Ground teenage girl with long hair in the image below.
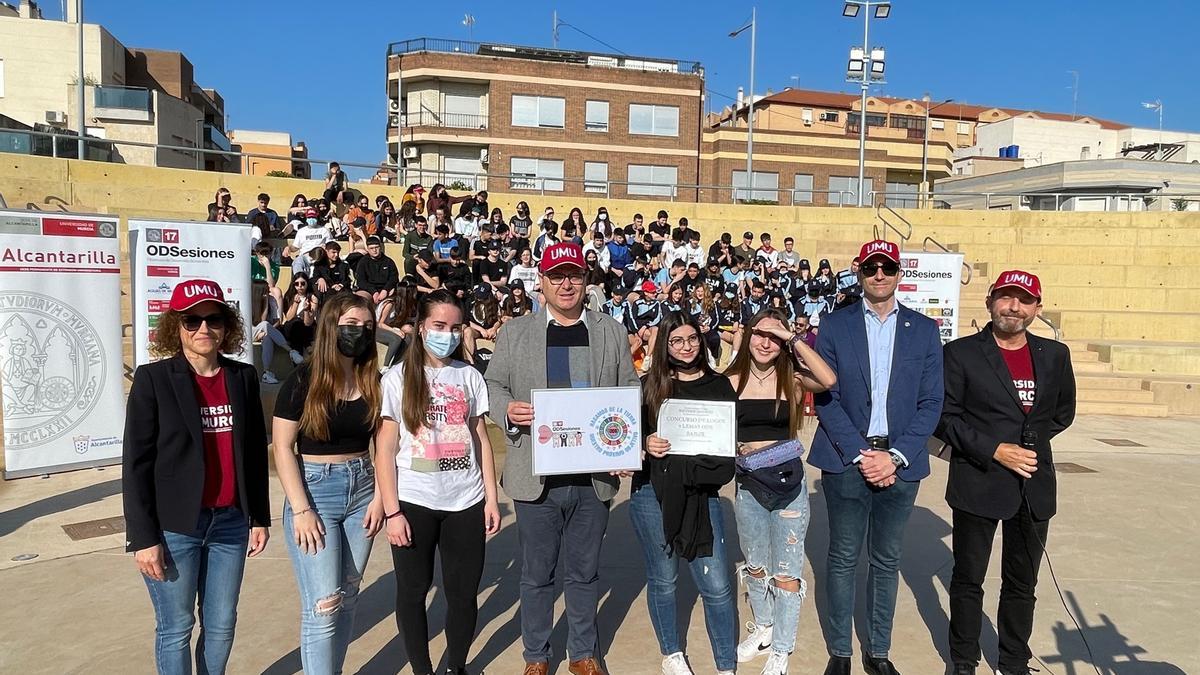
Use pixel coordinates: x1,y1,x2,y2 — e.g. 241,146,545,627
273,292,385,674
724,308,836,675
634,310,739,675
375,289,501,675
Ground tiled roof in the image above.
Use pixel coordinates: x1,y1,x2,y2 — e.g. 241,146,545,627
722,87,1130,129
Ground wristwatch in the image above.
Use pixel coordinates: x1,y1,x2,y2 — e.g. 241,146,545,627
889,453,905,468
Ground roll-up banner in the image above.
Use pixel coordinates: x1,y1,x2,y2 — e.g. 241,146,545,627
0,209,125,478
128,219,252,366
896,251,965,344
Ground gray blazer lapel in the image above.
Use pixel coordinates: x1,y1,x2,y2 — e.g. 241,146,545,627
529,309,549,392
586,311,604,386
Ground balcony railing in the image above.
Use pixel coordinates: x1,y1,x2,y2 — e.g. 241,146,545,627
93,85,151,112
387,37,703,75
204,124,230,153
397,111,488,130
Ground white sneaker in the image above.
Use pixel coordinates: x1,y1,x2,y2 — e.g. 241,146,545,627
261,371,279,385
660,652,693,675
759,651,788,675
736,622,773,663
289,349,304,365
717,671,736,675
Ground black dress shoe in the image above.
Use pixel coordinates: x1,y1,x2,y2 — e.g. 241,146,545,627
823,656,851,675
951,664,976,675
863,656,901,675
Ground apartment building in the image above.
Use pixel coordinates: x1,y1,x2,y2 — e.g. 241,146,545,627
704,88,984,207
0,0,232,171
386,38,705,200
229,129,310,179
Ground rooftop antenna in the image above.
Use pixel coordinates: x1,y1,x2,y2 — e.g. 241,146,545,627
1067,70,1079,120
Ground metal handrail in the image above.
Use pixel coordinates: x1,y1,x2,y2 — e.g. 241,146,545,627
870,189,1200,212
921,235,973,286
1035,314,1062,342
873,203,913,244
386,37,704,75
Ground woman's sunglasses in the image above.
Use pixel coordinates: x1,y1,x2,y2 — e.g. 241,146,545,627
181,313,225,331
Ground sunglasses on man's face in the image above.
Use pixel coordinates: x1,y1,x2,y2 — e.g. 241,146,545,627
181,313,225,331
860,262,901,277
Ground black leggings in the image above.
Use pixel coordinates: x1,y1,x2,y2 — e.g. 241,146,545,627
391,500,486,673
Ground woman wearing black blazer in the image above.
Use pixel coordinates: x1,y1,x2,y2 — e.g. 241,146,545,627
123,279,271,675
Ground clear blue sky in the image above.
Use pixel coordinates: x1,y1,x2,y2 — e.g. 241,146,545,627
78,0,1198,181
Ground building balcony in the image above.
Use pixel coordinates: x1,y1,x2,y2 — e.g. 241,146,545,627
394,110,489,131
93,85,152,122
204,123,230,153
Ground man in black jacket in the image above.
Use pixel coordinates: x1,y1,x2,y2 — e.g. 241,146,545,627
936,270,1076,675
354,236,399,304
314,241,352,299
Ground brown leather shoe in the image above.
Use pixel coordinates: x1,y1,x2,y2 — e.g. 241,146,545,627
568,657,607,675
522,662,549,675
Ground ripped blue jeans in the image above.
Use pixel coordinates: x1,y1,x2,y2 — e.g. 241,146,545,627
283,457,376,675
734,479,810,655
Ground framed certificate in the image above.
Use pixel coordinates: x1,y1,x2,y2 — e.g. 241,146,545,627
657,399,737,458
531,386,643,476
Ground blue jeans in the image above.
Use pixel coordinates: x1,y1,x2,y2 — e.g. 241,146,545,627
628,482,737,670
734,481,810,655
821,469,920,659
143,506,249,675
514,483,610,663
283,457,376,675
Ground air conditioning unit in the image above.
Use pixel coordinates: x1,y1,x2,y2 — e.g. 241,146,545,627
45,110,67,125
819,111,839,122
402,146,420,159
479,148,489,164
388,114,400,127
388,99,400,112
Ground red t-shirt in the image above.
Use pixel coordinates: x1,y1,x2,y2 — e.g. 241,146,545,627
999,343,1036,414
193,371,237,507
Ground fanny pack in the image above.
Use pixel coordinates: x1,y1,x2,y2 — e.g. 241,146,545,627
736,439,804,472
736,439,807,509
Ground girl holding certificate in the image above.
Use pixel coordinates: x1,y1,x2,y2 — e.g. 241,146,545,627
725,308,837,675
635,310,739,675
375,289,502,675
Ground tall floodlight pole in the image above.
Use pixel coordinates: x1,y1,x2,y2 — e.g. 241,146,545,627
843,1,890,206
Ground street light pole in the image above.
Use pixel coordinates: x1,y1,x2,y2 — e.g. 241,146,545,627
729,8,757,202
75,0,85,161
856,9,869,207
1141,99,1164,162
922,96,952,208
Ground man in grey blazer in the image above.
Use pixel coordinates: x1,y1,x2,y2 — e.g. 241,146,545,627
485,242,640,675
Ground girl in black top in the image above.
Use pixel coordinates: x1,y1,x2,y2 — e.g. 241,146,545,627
500,278,533,322
272,292,385,675
633,310,740,674
464,285,500,364
724,308,836,673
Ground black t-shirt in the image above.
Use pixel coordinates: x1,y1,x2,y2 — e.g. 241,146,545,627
472,240,490,259
274,366,374,455
649,222,670,238
478,258,508,283
635,371,738,487
443,262,473,292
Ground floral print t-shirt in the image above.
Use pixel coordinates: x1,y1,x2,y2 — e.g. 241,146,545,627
381,360,489,511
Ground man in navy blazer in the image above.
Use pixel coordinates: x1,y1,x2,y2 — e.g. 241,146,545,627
810,239,944,675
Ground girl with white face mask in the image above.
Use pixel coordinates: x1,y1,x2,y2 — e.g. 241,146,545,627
374,289,500,675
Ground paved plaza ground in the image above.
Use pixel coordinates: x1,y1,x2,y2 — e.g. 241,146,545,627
0,415,1196,675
